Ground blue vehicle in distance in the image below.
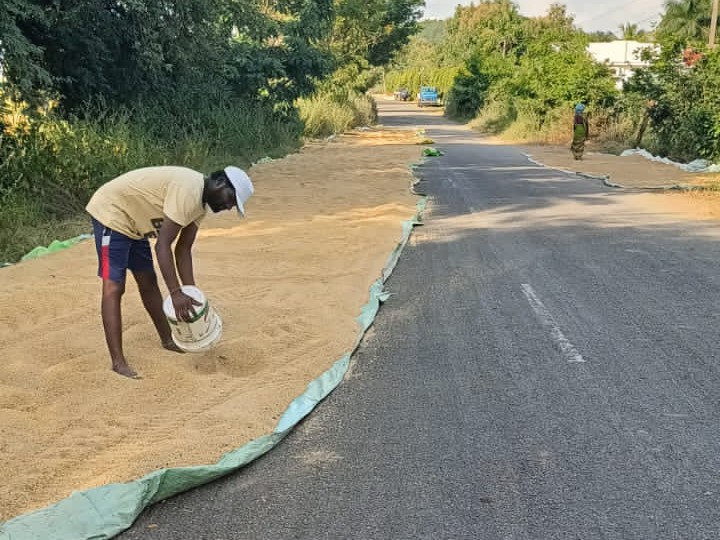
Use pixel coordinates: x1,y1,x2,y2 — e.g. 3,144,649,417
417,86,440,107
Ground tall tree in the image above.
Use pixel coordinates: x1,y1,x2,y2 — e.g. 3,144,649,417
0,0,51,99
512,4,616,113
330,0,423,67
619,22,647,40
442,0,524,64
656,0,712,43
392,35,440,71
14,0,334,111
586,30,619,42
326,0,423,94
418,19,446,43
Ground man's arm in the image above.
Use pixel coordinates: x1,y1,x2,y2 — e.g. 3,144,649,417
156,217,199,321
175,222,198,286
156,217,183,293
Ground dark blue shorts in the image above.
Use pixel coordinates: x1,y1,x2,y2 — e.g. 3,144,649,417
92,218,155,282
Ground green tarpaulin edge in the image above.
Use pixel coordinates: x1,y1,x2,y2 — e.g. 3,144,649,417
21,235,93,262
2,234,92,267
0,195,428,540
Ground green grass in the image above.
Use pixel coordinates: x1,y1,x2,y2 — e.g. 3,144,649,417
0,205,90,263
0,100,302,263
467,101,652,156
1,89,380,264
298,91,377,138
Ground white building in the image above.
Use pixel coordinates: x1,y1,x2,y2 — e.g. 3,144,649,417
587,40,659,89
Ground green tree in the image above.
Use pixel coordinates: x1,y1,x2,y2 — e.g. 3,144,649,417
656,0,711,44
418,19,447,43
0,0,51,99
438,0,526,117
625,41,720,160
392,35,441,71
586,30,618,42
443,0,524,64
619,22,647,40
326,0,423,95
331,0,423,67
512,5,616,114
12,0,335,113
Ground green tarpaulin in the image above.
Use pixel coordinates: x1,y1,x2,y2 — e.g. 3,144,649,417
2,235,92,268
21,235,92,262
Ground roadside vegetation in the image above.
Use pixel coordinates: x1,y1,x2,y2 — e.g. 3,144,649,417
4,0,720,261
0,0,422,262
386,0,720,168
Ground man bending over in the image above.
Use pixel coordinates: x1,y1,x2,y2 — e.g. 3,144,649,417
86,166,254,378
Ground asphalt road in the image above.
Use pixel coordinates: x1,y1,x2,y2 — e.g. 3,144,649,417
119,100,720,539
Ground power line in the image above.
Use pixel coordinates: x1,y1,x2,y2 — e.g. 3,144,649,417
632,12,662,26
576,0,662,27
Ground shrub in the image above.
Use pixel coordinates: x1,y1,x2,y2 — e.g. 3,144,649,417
0,96,301,262
467,96,516,134
298,91,377,138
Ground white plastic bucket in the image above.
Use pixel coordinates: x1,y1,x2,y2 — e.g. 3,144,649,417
162,285,222,352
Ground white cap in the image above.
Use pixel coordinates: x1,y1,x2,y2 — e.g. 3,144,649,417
224,166,254,216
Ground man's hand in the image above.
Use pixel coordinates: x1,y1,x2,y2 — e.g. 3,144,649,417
171,290,203,322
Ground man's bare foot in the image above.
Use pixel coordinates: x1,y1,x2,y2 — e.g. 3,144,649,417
163,340,186,354
112,362,140,379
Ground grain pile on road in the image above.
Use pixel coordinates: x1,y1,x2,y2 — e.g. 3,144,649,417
0,129,421,521
518,143,720,219
520,143,720,190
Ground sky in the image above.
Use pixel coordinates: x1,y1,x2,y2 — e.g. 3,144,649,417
422,0,667,33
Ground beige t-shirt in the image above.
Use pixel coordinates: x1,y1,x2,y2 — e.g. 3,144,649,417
86,166,207,239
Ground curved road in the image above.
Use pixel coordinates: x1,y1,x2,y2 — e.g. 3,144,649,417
119,100,720,540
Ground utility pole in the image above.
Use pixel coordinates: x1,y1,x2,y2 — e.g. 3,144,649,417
710,0,720,48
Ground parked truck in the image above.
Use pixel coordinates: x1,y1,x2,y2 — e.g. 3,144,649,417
393,88,410,101
417,86,440,107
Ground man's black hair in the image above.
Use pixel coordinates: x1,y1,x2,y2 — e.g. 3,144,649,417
208,170,234,191
208,170,228,183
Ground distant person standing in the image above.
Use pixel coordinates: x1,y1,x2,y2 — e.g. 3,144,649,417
571,103,589,160
86,166,254,378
